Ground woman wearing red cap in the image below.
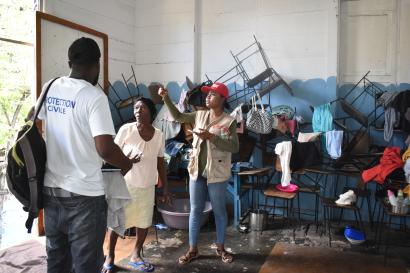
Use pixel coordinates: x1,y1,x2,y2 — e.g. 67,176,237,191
159,82,239,264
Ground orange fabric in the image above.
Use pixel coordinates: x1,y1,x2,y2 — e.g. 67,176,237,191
402,146,410,162
362,147,404,184
403,184,410,196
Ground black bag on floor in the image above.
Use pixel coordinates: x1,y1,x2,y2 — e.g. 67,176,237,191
6,78,58,233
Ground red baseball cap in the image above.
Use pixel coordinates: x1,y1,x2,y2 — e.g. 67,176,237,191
201,82,229,99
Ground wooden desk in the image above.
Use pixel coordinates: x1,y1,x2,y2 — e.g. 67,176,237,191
227,167,272,227
238,167,271,177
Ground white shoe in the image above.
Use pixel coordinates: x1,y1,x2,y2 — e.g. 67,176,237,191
335,190,356,205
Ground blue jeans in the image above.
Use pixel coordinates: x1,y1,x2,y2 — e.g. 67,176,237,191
44,194,107,273
189,176,227,246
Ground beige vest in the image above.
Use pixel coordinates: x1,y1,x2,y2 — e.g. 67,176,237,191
188,110,235,183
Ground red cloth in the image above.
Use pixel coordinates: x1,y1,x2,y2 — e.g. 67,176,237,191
286,119,297,136
361,147,404,184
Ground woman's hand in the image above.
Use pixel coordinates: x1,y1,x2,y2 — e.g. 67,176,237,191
158,87,168,98
194,128,214,141
121,152,142,176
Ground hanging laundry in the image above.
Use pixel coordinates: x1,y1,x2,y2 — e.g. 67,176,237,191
312,103,333,153
290,141,322,170
297,132,321,143
384,108,398,142
312,103,333,133
230,103,244,123
391,90,410,133
325,130,343,159
377,91,400,141
230,103,245,134
153,105,181,140
275,141,292,187
177,90,189,112
286,119,297,136
362,147,404,184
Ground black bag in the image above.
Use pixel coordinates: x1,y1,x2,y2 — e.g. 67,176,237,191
6,78,58,233
186,80,212,107
290,140,322,170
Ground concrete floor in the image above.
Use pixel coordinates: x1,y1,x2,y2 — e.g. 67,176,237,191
110,226,276,273
260,242,408,273
1,194,410,273
108,220,410,273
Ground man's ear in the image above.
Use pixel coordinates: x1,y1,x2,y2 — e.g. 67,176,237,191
68,61,72,68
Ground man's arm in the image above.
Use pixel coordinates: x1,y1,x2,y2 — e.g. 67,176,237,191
94,135,138,175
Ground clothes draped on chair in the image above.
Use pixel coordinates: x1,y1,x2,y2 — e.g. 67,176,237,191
274,141,292,187
361,147,404,184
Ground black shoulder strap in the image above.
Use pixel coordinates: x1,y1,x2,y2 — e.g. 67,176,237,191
32,77,60,121
22,77,58,233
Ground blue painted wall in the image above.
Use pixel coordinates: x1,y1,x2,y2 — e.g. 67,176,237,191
108,77,338,131
108,78,410,224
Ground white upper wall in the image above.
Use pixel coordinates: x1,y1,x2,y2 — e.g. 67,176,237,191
132,0,339,85
398,0,410,84
134,0,195,85
43,0,136,82
199,0,339,83
42,0,410,86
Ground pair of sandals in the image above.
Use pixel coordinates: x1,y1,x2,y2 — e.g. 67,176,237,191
102,260,154,273
178,249,233,264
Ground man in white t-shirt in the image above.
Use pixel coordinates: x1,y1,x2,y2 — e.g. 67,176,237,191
37,37,138,273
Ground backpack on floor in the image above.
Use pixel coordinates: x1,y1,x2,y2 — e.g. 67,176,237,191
6,78,58,233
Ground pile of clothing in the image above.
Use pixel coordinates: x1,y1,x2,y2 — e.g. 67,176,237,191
153,93,193,176
403,146,410,183
362,146,409,184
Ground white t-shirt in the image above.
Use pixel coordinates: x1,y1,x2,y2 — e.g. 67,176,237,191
38,77,115,196
114,123,164,188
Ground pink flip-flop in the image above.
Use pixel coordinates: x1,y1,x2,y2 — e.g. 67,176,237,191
276,183,299,193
